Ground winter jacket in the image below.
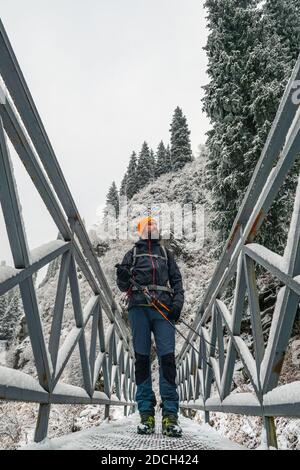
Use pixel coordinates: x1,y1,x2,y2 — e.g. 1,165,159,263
116,238,184,314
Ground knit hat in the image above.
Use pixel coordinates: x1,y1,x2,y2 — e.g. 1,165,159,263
137,216,154,236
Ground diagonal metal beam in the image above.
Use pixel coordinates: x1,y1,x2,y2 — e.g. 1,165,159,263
261,173,300,392
49,250,72,372
0,117,52,390
243,256,265,373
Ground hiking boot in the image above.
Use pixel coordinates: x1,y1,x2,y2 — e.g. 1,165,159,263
137,413,155,435
162,414,182,438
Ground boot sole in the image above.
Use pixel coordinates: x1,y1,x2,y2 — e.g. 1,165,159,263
137,428,155,435
162,430,182,438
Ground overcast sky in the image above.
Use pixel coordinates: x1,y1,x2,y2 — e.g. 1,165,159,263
0,0,210,265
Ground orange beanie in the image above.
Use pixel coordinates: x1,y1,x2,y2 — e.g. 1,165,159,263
137,216,154,235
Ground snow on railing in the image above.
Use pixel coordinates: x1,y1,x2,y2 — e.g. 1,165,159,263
177,54,300,449
0,20,136,443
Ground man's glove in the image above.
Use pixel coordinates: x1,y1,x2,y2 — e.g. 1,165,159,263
167,304,182,323
115,263,131,283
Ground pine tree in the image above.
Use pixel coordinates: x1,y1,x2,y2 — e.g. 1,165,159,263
258,0,300,252
136,142,153,191
203,0,260,244
169,107,193,171
149,149,156,182
120,172,128,197
126,152,138,200
202,0,295,249
197,144,208,171
264,0,300,61
165,144,172,172
155,141,168,177
105,181,119,217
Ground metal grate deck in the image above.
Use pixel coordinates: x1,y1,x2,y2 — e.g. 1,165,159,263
25,414,246,450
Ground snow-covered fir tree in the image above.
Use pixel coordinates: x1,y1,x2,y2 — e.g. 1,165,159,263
203,0,260,244
119,172,128,197
149,149,156,182
136,142,153,191
264,0,300,61
169,107,193,171
155,141,168,177
126,151,138,200
248,2,300,253
165,144,172,172
203,0,298,251
105,181,119,217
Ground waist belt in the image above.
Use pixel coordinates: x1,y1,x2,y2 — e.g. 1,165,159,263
132,285,174,294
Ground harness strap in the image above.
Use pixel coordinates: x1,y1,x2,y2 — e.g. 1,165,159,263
130,246,137,275
132,285,174,294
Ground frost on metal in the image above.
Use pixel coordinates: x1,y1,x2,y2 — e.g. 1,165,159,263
0,366,42,391
30,240,67,264
264,383,300,407
0,266,20,284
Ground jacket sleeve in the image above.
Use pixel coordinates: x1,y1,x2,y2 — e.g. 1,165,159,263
116,249,133,292
167,249,184,311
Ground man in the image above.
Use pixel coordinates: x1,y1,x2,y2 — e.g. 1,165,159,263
116,216,184,437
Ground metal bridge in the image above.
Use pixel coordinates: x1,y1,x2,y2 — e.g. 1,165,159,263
0,19,300,450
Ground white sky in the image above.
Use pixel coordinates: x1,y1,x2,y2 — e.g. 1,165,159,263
0,0,210,265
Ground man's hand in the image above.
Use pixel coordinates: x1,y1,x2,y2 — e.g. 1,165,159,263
115,263,131,283
167,304,182,323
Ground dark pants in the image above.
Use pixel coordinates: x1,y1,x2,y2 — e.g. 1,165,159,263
128,306,179,416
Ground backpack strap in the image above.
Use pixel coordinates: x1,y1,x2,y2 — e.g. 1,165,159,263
130,244,169,270
130,244,173,295
130,246,137,274
161,245,168,265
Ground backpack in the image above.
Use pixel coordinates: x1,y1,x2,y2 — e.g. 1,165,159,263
130,245,174,294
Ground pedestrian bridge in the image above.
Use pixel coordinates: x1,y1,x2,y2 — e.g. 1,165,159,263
0,19,300,450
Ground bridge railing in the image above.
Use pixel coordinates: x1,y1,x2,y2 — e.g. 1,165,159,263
0,20,135,443
177,55,300,448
